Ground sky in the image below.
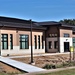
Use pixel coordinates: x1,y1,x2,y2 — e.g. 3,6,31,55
0,0,75,22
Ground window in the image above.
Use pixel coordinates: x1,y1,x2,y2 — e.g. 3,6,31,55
34,35,37,49
52,34,55,37
54,41,58,49
2,34,8,49
42,36,44,49
49,34,52,37
73,38,75,48
49,34,57,37
38,35,40,49
55,34,57,37
64,33,70,37
10,34,13,49
49,41,52,49
20,35,29,49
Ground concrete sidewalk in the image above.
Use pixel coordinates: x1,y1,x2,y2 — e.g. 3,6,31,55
0,57,45,73
18,66,75,75
6,52,70,58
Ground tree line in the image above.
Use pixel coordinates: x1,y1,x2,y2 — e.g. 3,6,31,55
60,19,75,25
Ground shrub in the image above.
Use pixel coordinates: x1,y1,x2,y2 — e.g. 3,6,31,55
56,61,75,68
43,64,56,69
43,61,75,69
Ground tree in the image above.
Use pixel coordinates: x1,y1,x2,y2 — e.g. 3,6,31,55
59,19,75,25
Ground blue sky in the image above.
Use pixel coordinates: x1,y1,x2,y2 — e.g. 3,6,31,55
0,0,75,22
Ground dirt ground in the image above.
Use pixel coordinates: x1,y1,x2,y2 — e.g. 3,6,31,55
12,53,73,68
0,62,23,74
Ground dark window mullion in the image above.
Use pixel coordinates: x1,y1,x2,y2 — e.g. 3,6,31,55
38,35,40,49
7,34,8,49
10,34,13,49
34,35,37,49
3,41,4,49
20,40,21,49
42,36,44,49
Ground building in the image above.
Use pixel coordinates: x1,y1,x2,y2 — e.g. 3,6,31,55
38,22,74,53
0,16,75,56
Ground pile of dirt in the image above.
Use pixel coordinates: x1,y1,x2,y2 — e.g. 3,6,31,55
0,62,23,74
12,54,72,68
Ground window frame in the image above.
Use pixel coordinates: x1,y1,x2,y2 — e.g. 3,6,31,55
20,34,29,49
54,41,58,49
73,38,75,48
64,33,70,37
2,34,8,50
48,41,52,49
49,34,58,37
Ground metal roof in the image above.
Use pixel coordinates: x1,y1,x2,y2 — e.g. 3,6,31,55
62,24,75,28
36,21,61,26
0,16,75,31
0,16,35,24
0,21,46,30
37,21,75,28
0,16,46,30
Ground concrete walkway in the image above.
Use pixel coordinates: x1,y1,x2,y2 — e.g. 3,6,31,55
18,66,75,75
0,57,45,73
6,52,70,58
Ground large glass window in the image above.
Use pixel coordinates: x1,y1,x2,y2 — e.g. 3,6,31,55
34,35,37,49
73,38,75,48
49,41,52,49
10,34,13,49
64,33,70,37
54,41,58,49
38,35,40,49
2,34,8,49
20,35,29,49
49,34,57,37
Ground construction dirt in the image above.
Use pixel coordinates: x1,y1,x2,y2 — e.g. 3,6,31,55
12,53,73,68
0,62,24,74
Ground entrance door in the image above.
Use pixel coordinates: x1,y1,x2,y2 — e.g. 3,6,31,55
64,42,69,52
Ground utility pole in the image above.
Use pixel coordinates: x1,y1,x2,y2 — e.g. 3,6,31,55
30,19,34,63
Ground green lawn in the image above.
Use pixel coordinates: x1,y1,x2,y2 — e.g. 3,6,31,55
0,72,19,75
0,72,12,75
37,69,75,75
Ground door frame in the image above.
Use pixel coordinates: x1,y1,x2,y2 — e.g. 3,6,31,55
64,42,70,52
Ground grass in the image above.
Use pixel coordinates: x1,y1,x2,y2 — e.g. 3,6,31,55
43,61,75,69
37,68,75,75
0,72,19,75
0,72,14,75
0,71,25,75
